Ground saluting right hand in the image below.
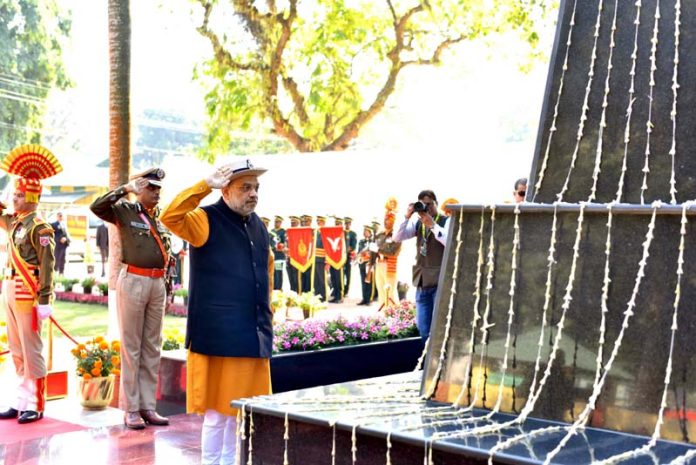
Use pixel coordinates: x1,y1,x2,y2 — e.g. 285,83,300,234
405,203,415,219
126,177,149,194
206,164,235,189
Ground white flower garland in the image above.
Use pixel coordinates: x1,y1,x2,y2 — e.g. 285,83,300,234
542,203,660,465
557,0,605,202
588,0,620,202
639,0,660,204
452,208,487,406
668,0,681,204
593,203,690,465
534,0,579,200
424,207,466,398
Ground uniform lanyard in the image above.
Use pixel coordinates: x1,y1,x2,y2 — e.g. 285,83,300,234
138,212,168,267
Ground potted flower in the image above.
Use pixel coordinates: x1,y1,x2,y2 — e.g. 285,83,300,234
81,277,97,294
298,292,326,319
97,282,109,297
172,286,188,305
162,328,185,351
71,336,121,409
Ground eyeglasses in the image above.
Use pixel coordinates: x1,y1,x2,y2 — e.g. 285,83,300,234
235,183,260,193
516,190,526,197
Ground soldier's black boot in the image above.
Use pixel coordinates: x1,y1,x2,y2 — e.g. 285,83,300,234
0,408,19,419
18,410,43,424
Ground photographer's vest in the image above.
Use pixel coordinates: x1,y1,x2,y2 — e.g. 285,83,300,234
186,199,273,358
413,215,448,289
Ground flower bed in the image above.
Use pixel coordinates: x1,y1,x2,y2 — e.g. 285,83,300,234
56,291,108,305
54,291,188,316
273,300,418,353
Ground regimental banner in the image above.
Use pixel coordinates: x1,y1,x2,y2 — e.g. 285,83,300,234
320,226,346,269
286,227,315,273
67,214,87,242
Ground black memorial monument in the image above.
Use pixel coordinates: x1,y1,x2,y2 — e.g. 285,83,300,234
235,1,696,463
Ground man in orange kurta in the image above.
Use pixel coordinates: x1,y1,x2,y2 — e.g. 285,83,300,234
160,160,273,465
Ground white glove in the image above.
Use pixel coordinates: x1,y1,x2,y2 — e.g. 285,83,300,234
206,164,235,189
37,304,52,320
368,243,379,253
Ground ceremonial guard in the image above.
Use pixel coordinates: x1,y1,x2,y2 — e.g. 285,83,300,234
343,217,357,295
314,215,328,301
260,216,270,229
271,215,286,290
356,225,375,305
299,215,314,293
372,198,401,308
286,215,300,292
328,216,344,303
0,145,60,424
90,168,172,429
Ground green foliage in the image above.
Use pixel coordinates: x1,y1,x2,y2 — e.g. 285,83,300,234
0,0,71,151
81,276,96,291
97,282,109,296
58,276,80,292
172,287,188,298
162,328,185,351
193,0,553,156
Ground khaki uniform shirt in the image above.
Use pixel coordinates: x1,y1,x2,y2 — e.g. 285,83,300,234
0,212,55,305
90,187,171,268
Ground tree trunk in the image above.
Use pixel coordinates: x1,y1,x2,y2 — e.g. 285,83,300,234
107,0,131,338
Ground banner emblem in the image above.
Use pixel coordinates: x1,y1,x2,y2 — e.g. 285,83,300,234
320,226,346,269
286,227,315,272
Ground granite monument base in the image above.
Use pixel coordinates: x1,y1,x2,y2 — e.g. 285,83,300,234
235,373,696,465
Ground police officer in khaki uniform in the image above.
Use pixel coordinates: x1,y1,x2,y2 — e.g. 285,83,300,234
0,145,60,425
90,168,172,430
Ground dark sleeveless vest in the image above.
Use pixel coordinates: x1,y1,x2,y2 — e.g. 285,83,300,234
412,215,448,289
186,198,272,358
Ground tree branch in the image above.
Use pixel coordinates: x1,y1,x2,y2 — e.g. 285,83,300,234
281,74,309,125
195,0,262,72
402,35,466,67
265,0,312,150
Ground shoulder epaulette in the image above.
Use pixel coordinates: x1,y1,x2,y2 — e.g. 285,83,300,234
37,227,54,236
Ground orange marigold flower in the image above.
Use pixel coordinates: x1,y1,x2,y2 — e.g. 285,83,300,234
91,367,101,377
111,340,120,348
95,360,103,368
112,368,120,375
99,341,109,350
78,367,85,374
94,336,104,343
77,343,86,351
83,373,92,380
111,355,120,366
71,348,79,356
80,351,88,359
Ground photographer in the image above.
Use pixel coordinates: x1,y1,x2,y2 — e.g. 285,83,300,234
393,190,449,340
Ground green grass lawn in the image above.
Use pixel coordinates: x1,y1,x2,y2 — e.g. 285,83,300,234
49,301,187,341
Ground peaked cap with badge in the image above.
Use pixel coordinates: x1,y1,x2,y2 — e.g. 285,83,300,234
130,167,166,187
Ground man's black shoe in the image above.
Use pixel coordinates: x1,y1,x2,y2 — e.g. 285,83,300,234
18,410,43,424
0,408,19,419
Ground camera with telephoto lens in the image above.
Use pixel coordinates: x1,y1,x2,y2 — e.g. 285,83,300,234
413,201,427,213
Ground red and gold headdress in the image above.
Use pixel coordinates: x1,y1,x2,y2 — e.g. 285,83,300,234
384,196,398,222
1,144,63,203
440,197,459,216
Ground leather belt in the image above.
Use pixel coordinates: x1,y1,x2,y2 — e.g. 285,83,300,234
126,264,165,279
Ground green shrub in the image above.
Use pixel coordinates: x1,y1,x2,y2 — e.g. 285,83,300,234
81,277,97,293
97,282,109,296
